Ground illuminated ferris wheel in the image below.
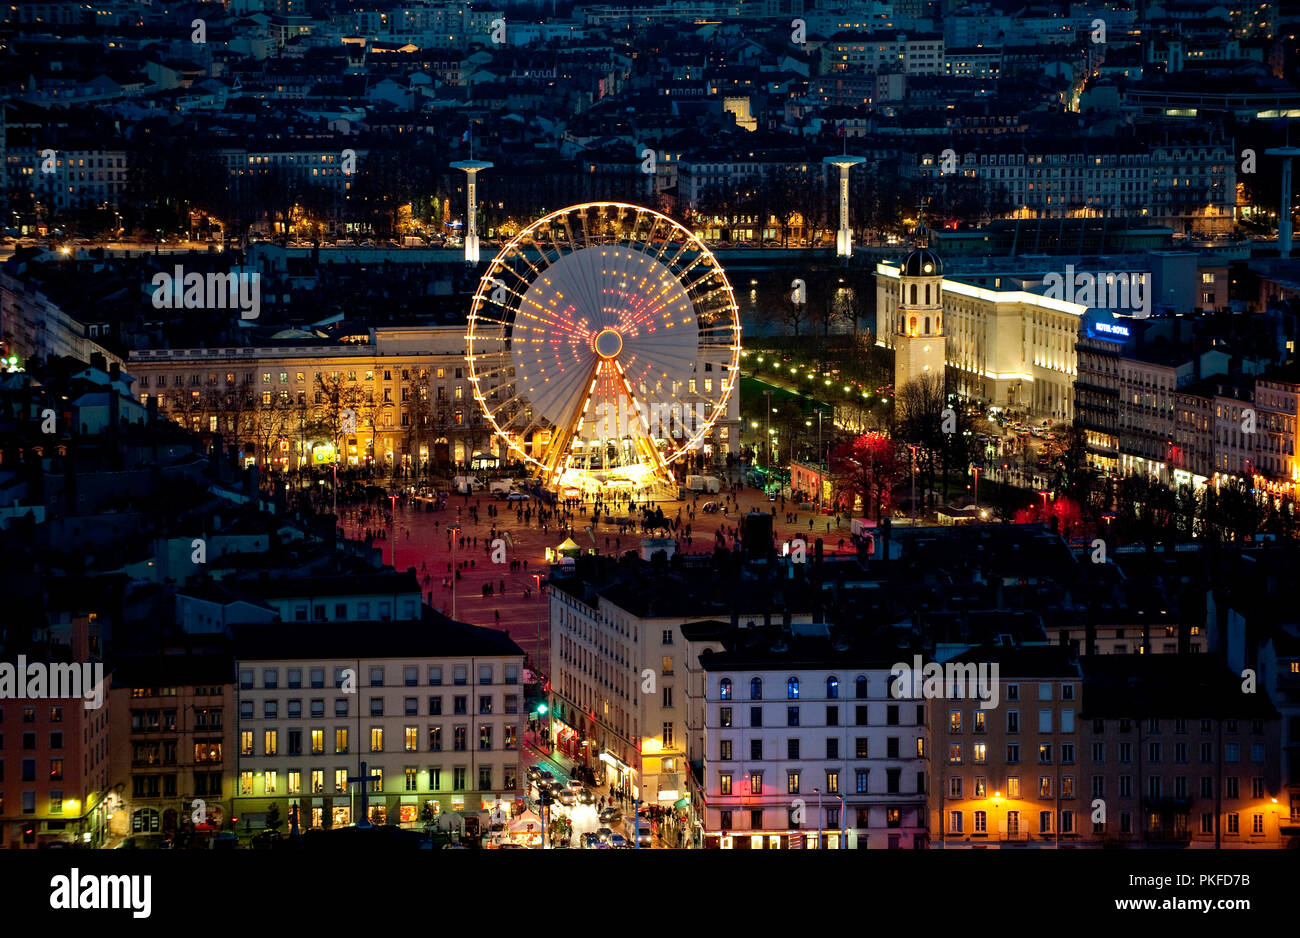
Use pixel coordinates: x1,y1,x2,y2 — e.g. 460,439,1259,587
465,202,741,495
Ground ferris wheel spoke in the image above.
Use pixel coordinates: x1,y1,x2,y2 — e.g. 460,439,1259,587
492,260,537,294
465,203,740,482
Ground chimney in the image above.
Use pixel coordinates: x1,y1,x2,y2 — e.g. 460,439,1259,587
109,361,121,384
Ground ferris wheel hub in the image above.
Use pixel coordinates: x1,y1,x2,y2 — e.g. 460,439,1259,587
593,328,623,360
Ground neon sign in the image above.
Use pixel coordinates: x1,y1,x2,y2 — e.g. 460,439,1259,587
1095,322,1130,338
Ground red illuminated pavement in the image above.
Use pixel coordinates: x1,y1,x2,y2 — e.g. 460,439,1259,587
340,478,854,672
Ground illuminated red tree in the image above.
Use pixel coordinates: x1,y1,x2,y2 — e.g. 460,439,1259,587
832,432,902,522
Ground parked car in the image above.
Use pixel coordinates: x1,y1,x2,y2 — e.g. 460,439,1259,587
599,806,623,824
701,501,719,513
506,492,530,502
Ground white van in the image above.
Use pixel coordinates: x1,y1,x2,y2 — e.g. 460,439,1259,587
686,475,721,493
452,475,484,494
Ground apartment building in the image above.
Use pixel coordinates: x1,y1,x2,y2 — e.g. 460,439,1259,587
7,145,129,211
1149,144,1236,237
1082,656,1285,847
1075,328,1123,473
1116,354,1189,483
547,555,816,810
1173,383,1215,483
232,618,525,837
107,655,235,841
909,147,1152,219
697,628,930,849
819,32,945,77
1252,375,1300,493
217,145,363,198
929,646,1085,848
0,614,111,848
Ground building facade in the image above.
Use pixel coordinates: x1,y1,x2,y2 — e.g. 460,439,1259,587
107,656,235,844
929,648,1087,847
698,647,930,849
232,620,525,838
877,258,1086,423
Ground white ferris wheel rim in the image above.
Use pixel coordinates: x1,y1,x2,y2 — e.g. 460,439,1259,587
465,202,742,470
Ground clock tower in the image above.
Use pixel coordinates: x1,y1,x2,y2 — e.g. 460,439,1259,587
893,238,946,394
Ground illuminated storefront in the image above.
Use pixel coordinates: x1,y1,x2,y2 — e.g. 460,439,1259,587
553,720,581,759
600,750,637,798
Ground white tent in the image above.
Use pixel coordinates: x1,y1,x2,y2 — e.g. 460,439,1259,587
508,809,542,834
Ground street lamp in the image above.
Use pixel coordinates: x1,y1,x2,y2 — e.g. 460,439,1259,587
971,465,981,511
389,493,397,568
532,573,543,673
908,444,920,523
447,524,461,618
812,787,847,849
763,389,774,469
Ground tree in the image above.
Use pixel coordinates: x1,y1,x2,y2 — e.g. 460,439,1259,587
315,373,365,464
265,803,282,832
1052,424,1094,506
402,367,434,475
782,292,808,338
832,432,901,522
252,392,298,472
892,374,946,507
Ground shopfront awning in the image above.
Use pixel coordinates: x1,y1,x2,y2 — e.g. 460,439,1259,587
599,750,631,772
